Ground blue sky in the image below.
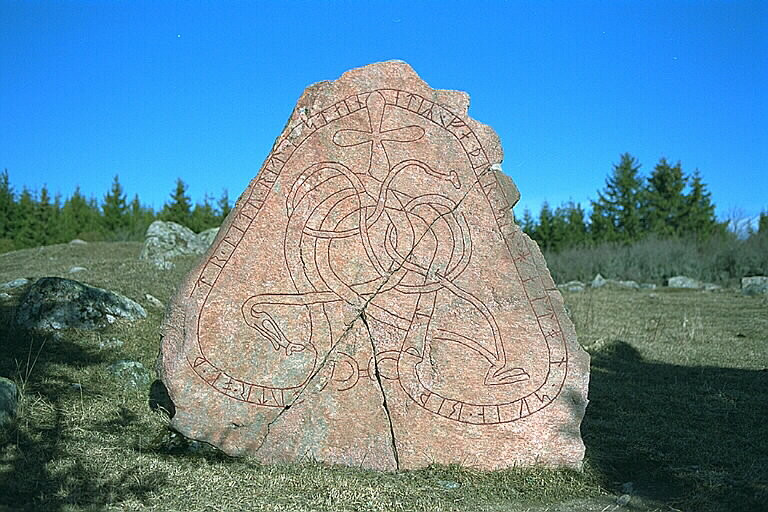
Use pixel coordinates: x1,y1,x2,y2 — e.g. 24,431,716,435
1,1,766,224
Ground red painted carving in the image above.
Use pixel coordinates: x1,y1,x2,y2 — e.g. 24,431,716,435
186,89,569,424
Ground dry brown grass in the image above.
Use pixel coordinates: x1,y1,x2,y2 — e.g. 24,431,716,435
0,241,765,511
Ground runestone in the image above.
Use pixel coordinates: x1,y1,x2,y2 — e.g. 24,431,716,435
158,61,590,471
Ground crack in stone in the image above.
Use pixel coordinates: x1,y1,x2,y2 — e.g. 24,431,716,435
360,309,400,470
252,169,494,458
252,313,366,454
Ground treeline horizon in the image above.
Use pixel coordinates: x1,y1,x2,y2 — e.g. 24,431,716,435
0,170,231,254
519,153,764,252
1,153,766,260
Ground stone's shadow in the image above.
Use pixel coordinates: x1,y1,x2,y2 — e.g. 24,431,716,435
583,340,767,509
0,301,164,511
149,379,176,417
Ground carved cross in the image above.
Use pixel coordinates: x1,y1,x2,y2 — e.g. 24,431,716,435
333,91,424,180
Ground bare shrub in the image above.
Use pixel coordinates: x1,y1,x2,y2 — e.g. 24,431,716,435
545,233,768,285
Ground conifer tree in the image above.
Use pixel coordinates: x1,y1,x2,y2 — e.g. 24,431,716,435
590,153,645,242
0,169,15,244
190,193,219,232
37,185,59,244
14,188,43,248
589,200,616,242
519,207,535,236
60,187,103,241
684,170,721,238
217,189,232,220
127,194,156,239
759,210,768,236
644,158,688,237
555,201,588,248
161,178,193,227
102,175,129,236
534,202,556,251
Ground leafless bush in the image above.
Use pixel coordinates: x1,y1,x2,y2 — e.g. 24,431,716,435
544,233,768,285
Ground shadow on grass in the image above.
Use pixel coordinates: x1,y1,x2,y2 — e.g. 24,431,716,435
0,301,165,511
583,340,768,511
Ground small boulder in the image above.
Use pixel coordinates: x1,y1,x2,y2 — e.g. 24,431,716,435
107,360,151,389
0,293,11,302
667,275,702,289
139,221,203,265
14,277,147,331
139,221,220,268
68,266,88,274
558,281,586,292
742,276,768,296
144,293,165,309
99,337,125,350
605,279,640,290
0,377,18,426
639,283,658,290
591,274,607,289
69,239,88,245
196,227,220,248
1,278,29,290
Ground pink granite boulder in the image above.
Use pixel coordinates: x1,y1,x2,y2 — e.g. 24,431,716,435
158,61,590,471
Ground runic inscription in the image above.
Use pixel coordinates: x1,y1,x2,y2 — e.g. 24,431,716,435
159,61,589,471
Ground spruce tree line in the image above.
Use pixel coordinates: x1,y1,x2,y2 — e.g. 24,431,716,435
0,170,231,254
1,155,764,256
520,153,735,252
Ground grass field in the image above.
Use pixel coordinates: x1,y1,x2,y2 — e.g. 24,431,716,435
0,242,765,511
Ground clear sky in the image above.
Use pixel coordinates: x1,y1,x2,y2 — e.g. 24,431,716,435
1,1,766,223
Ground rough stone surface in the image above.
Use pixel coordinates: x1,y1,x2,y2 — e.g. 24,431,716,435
604,279,640,290
742,276,768,295
666,276,720,290
0,377,18,426
107,360,151,388
558,281,586,292
158,61,590,471
1,278,29,290
99,337,125,350
667,275,702,289
0,293,11,302
145,293,165,309
14,277,147,331
139,221,220,267
197,227,220,248
591,274,607,289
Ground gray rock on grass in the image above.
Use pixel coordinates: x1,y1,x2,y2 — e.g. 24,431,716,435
0,377,18,426
14,277,146,331
99,337,125,350
144,294,165,309
107,360,151,389
1,278,29,290
667,276,701,289
139,221,220,269
591,274,607,288
558,281,586,292
742,276,768,296
196,227,220,248
605,279,640,290
667,275,719,290
589,274,641,290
